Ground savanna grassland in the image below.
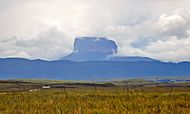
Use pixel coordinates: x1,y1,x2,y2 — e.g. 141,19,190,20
0,80,190,114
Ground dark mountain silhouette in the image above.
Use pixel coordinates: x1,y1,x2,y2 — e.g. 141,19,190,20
0,37,190,80
0,58,190,80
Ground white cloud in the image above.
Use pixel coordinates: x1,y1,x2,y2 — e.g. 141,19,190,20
0,27,73,60
144,38,190,62
156,14,187,37
0,0,190,62
112,8,190,62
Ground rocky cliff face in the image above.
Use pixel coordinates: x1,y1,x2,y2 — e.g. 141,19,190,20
61,37,118,61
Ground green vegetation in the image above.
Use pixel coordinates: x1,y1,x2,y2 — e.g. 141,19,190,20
0,80,190,114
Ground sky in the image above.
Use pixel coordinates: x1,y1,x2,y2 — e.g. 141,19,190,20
0,0,190,62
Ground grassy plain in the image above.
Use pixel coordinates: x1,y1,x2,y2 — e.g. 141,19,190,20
0,80,190,114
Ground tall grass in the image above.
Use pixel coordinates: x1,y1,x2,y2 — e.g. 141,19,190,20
0,87,190,114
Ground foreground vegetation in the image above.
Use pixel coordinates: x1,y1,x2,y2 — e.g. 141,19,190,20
0,80,190,114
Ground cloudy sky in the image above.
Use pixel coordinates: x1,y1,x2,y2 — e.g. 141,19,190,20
0,0,190,62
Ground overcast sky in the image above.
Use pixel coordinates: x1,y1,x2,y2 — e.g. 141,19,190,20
0,0,190,62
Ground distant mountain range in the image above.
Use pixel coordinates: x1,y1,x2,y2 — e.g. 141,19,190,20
0,37,190,80
0,58,190,80
107,56,158,62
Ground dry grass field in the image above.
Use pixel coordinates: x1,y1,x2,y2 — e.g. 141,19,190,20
0,80,190,114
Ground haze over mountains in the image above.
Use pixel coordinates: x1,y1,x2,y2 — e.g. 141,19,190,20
0,37,190,80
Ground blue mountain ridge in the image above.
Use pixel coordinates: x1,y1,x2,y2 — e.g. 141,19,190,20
0,58,190,80
0,37,189,80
